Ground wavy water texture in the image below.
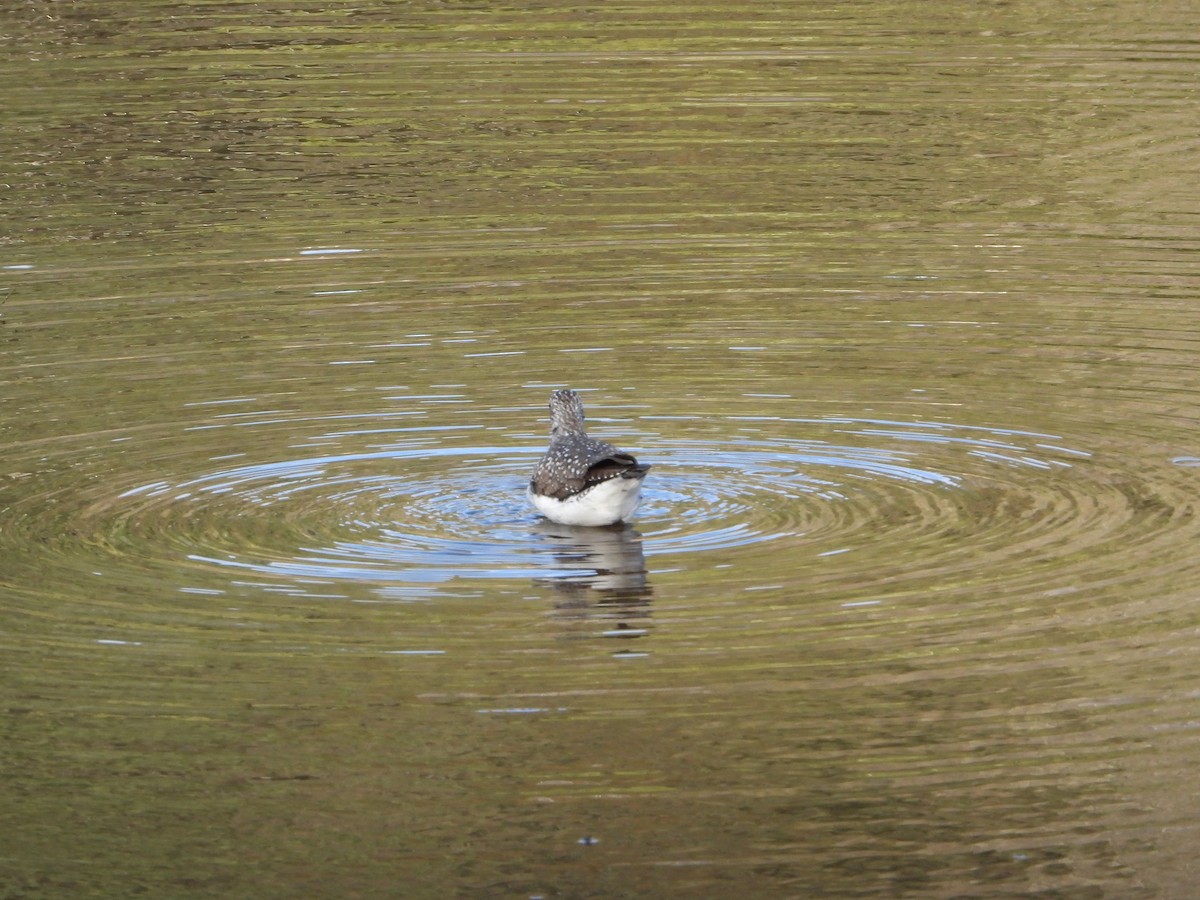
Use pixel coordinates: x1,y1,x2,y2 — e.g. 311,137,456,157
4,1,1200,897
12,404,1191,616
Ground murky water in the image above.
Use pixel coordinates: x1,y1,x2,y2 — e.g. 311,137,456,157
4,2,1199,897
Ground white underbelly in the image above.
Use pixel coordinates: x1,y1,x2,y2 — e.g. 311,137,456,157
527,477,645,527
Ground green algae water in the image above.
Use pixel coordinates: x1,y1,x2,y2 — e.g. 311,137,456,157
3,2,1200,896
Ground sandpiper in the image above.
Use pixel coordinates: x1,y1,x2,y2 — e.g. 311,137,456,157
527,389,651,527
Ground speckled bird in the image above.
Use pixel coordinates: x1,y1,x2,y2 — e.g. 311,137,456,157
526,389,651,527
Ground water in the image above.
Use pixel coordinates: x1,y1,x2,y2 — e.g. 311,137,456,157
3,2,1199,897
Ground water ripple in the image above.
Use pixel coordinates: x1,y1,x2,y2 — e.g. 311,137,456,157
54,415,1147,601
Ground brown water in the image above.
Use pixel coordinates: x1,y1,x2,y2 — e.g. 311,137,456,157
4,2,1200,897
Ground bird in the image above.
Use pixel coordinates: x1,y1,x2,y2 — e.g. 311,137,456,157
526,389,651,527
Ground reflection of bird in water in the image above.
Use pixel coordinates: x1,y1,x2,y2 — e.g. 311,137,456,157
532,520,652,601
533,521,653,645
527,389,650,527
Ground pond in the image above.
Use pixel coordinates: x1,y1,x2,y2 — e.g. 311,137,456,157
3,2,1199,896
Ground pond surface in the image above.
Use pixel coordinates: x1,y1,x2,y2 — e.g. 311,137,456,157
4,2,1199,897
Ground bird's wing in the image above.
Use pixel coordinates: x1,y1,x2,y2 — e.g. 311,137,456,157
532,437,643,500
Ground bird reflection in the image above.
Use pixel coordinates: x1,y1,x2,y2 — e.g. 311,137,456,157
531,521,653,644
